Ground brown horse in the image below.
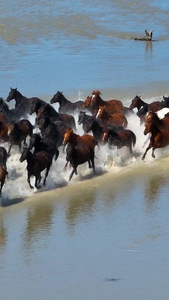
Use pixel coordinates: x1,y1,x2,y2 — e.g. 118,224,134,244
96,106,128,128
7,119,33,154
0,112,9,125
145,112,169,130
65,143,96,181
102,128,136,154
142,121,169,160
86,90,124,116
63,128,98,149
50,91,84,114
19,148,53,189
129,95,162,113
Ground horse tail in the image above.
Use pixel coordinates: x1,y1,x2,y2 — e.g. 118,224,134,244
132,132,137,147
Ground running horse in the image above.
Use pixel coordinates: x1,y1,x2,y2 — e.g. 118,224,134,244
20,148,53,189
50,91,84,114
7,119,34,155
102,128,136,154
96,105,128,128
142,117,169,160
129,95,162,123
6,88,46,118
84,90,124,116
63,129,97,181
145,112,169,130
35,104,76,130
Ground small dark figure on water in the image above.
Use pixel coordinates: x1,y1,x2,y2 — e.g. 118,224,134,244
133,30,153,41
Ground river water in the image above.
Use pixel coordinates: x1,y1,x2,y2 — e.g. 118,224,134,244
1,1,169,299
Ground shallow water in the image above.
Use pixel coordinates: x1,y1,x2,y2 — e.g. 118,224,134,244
1,1,169,299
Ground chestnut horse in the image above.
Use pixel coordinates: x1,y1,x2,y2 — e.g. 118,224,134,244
96,106,128,128
50,91,84,114
63,129,97,181
63,128,98,149
145,112,169,130
20,148,53,189
142,122,169,160
102,128,136,154
83,91,124,116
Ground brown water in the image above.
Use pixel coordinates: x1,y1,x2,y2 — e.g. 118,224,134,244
1,1,169,299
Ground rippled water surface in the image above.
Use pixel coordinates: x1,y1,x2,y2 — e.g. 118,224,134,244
1,1,169,299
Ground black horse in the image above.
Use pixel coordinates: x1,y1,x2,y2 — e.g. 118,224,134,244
6,87,46,118
50,91,84,114
35,103,76,130
86,119,124,143
28,133,59,161
78,111,97,133
37,117,71,149
0,97,23,122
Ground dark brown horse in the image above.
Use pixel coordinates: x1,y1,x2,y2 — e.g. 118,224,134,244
19,148,53,189
65,143,96,181
102,128,136,154
0,146,8,169
84,90,124,116
50,91,84,114
96,106,128,128
129,95,162,113
36,104,76,130
7,119,33,154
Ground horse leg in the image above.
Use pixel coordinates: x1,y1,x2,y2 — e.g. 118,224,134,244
69,168,77,181
55,149,59,161
35,175,41,189
28,173,34,189
7,144,12,156
43,165,51,186
142,144,152,160
88,160,92,168
90,151,95,173
152,147,156,158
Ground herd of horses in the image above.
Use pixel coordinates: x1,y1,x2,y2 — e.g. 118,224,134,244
0,88,169,194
